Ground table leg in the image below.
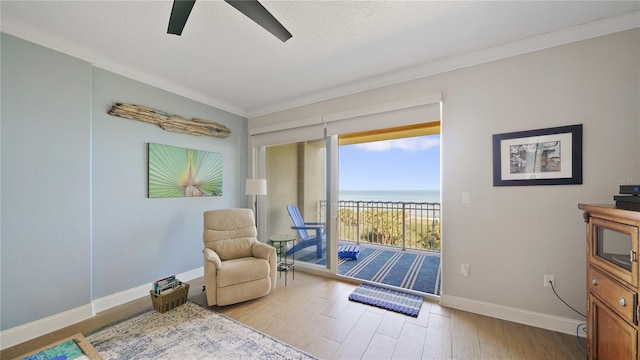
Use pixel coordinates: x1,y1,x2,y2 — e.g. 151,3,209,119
292,241,295,280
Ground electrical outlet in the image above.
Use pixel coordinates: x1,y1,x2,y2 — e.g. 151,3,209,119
461,263,470,277
544,274,555,287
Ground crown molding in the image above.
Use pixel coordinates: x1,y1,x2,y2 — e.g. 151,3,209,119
2,10,638,120
92,58,245,117
0,16,105,62
246,10,640,118
0,17,246,117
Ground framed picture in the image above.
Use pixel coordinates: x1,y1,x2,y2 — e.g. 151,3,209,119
148,143,223,198
492,124,582,186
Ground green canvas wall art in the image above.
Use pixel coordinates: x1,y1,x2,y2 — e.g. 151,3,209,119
148,143,222,198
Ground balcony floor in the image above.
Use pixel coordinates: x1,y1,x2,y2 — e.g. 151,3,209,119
294,241,441,296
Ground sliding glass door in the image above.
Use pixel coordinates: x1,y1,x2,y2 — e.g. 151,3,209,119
262,138,333,269
249,92,442,282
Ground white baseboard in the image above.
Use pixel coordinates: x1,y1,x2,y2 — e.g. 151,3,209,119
0,304,93,350
92,266,204,313
439,293,586,337
0,266,204,351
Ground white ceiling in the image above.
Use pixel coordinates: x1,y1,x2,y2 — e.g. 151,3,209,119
1,1,639,118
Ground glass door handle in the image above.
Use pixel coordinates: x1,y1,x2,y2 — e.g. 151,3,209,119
631,250,637,263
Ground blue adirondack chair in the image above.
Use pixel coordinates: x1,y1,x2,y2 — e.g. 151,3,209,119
286,205,326,258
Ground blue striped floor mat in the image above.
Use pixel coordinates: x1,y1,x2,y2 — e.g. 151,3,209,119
297,246,441,295
348,283,423,317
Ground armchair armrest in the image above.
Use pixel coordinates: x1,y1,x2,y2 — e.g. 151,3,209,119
253,241,277,290
292,225,323,230
292,224,324,233
203,248,222,269
252,241,276,262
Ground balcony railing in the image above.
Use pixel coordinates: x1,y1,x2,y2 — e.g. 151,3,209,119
319,200,441,251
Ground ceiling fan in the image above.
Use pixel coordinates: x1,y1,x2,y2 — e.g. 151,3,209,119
167,0,292,42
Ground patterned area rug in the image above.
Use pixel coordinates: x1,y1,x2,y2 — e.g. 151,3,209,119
86,302,317,359
298,246,441,295
348,284,423,317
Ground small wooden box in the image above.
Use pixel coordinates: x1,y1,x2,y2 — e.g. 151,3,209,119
149,283,189,313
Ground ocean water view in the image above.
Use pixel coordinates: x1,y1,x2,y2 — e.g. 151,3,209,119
339,190,440,203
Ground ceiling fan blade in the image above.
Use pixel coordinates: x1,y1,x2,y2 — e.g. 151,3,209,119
167,0,196,35
225,0,292,42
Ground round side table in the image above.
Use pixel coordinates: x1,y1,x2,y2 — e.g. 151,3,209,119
268,234,296,285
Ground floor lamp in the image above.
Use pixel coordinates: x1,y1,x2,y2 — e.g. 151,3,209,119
245,179,267,227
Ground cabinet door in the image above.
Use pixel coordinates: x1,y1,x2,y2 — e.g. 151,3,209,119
589,294,638,359
589,217,639,288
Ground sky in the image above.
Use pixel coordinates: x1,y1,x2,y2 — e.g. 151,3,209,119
339,134,440,191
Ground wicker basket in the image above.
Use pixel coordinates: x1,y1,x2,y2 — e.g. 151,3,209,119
149,283,189,313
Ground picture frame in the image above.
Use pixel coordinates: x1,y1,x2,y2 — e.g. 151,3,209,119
148,143,223,198
492,124,582,186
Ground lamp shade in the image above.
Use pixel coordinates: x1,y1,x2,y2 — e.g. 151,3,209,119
245,179,267,196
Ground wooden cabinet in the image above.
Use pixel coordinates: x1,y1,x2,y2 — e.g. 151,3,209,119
580,204,640,359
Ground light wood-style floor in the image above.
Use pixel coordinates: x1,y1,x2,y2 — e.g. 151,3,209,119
1,272,586,359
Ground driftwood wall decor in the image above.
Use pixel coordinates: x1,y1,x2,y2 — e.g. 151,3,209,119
108,103,231,138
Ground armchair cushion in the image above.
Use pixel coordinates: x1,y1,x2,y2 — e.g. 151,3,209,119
217,257,271,287
204,209,255,260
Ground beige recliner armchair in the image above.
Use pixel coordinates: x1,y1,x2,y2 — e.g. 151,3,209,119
203,208,277,306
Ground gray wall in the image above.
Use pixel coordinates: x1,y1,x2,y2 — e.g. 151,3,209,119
91,69,247,298
0,33,248,330
250,29,640,324
437,28,638,319
1,33,92,329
